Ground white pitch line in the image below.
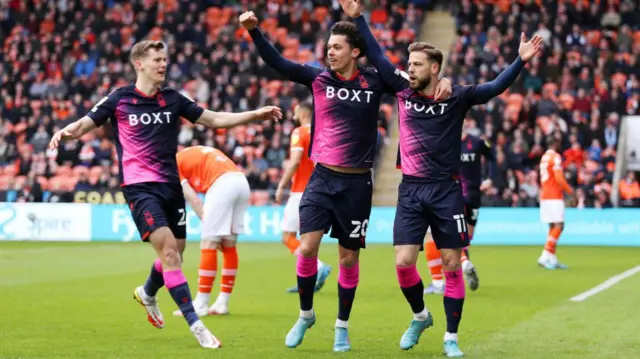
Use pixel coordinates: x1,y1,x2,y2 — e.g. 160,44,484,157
570,265,640,302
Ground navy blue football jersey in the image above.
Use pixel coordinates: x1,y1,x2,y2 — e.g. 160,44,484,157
86,85,204,185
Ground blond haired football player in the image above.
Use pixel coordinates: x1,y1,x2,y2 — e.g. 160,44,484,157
50,40,282,349
538,138,573,269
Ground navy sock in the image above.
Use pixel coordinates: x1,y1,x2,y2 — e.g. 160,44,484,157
337,284,357,321
443,296,464,333
401,280,425,314
168,283,199,326
297,273,317,311
143,262,164,297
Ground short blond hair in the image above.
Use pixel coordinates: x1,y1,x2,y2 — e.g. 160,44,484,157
129,40,166,65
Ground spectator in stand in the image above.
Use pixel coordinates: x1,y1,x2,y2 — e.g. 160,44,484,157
452,0,640,207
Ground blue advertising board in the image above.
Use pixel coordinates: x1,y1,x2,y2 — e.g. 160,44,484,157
89,205,640,247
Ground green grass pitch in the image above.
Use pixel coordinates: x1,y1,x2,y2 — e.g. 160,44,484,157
1,241,639,358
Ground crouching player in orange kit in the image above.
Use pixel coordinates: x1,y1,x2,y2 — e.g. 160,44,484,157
275,103,332,293
172,145,250,316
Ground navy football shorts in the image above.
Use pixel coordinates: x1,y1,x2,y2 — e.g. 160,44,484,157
393,179,470,250
299,164,373,250
122,182,187,241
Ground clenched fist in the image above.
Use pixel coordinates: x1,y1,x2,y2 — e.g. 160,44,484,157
239,11,258,30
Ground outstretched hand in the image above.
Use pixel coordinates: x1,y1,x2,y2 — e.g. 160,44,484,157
255,106,283,122
49,129,72,150
518,33,543,62
339,0,363,18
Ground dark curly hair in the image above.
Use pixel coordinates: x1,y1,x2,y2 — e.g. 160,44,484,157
330,21,365,58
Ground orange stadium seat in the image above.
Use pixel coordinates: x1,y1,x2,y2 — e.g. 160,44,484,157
36,176,49,191
312,7,329,23
4,165,17,177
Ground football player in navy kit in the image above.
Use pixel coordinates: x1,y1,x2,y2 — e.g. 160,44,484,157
50,40,282,349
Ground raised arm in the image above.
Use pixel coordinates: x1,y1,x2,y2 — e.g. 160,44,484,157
465,33,542,106
241,11,321,86
352,15,409,93
465,57,525,105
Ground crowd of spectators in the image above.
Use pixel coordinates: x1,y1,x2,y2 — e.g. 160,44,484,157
2,0,639,208
450,0,640,208
0,0,423,204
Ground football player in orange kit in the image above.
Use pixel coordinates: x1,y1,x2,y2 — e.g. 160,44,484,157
172,145,250,316
538,138,573,269
275,103,332,293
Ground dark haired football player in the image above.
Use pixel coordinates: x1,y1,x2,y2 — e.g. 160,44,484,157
241,10,452,352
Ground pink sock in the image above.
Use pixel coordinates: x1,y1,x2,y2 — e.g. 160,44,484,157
153,258,163,273
444,269,465,299
338,263,359,289
396,265,421,288
296,255,318,277
163,269,187,289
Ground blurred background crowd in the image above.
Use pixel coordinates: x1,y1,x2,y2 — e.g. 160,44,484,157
449,0,640,208
0,0,638,208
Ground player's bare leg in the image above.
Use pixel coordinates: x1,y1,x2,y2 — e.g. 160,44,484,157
285,230,322,348
538,223,567,269
208,236,238,315
333,245,360,352
283,231,331,293
441,248,465,357
396,244,433,350
461,222,479,291
137,227,220,349
172,238,218,317
424,233,445,294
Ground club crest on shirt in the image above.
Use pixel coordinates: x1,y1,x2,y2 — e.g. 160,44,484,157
359,75,369,89
157,94,166,107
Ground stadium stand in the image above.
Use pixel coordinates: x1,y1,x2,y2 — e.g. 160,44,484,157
0,0,425,204
1,0,638,209
449,0,640,208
